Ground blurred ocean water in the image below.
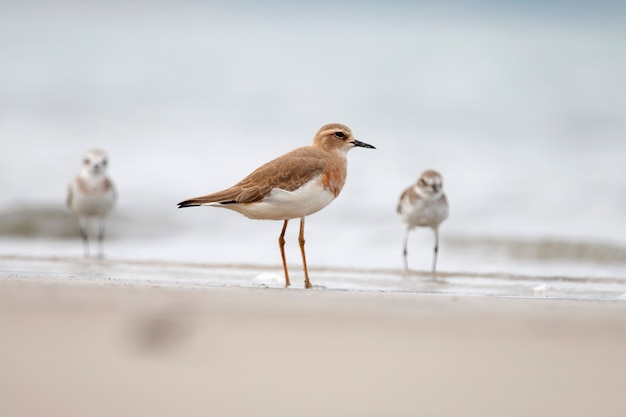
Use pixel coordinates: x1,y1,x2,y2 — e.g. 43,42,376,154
1,1,625,278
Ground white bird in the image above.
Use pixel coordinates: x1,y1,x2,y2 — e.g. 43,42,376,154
397,170,448,273
67,149,117,257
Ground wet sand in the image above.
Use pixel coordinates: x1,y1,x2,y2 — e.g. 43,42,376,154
1,257,626,417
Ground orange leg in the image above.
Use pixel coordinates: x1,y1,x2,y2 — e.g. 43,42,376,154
298,217,312,289
278,220,290,287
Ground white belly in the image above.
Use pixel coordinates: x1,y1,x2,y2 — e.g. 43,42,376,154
69,188,116,217
400,198,448,229
215,178,337,220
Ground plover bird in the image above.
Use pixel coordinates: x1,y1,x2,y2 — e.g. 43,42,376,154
397,169,448,273
178,123,375,288
67,149,117,258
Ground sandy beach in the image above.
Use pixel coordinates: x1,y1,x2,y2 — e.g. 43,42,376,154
2,1,625,416
1,256,626,417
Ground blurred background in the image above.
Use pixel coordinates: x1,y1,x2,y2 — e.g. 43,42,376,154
1,0,625,278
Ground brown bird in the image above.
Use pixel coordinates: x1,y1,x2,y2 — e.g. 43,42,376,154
178,123,375,288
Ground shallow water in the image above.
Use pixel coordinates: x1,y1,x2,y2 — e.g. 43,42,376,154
2,254,626,302
1,1,625,289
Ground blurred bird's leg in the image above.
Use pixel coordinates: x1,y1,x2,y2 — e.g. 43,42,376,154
97,218,106,259
432,227,440,274
402,227,410,271
79,217,90,257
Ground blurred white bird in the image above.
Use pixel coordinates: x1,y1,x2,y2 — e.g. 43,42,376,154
397,170,448,273
67,149,117,257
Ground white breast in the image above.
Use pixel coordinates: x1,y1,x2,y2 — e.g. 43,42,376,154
68,179,116,217
400,196,448,229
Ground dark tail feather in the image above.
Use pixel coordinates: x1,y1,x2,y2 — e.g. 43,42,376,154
177,198,237,208
177,199,202,208
178,187,241,208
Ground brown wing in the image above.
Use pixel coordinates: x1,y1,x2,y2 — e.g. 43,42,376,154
397,186,419,213
178,146,327,207
66,184,73,209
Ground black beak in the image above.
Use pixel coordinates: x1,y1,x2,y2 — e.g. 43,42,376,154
352,139,376,149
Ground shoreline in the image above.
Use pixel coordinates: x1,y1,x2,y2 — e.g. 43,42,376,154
1,279,626,417
1,253,626,301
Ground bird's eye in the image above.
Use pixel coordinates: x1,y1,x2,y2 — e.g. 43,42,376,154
418,179,426,186
334,132,345,138
83,158,90,165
